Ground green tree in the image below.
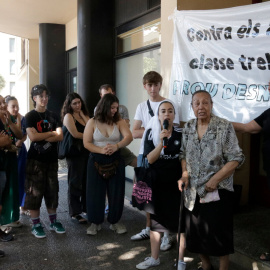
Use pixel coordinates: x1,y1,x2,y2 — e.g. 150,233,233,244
0,74,6,91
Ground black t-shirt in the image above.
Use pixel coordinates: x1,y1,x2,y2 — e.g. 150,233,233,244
25,109,62,162
144,127,182,169
254,108,270,145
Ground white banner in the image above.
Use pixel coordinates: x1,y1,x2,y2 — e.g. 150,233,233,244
169,2,270,123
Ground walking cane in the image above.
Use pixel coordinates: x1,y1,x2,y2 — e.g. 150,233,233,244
176,183,185,270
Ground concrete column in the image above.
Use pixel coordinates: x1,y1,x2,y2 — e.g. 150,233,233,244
77,0,114,115
39,23,66,115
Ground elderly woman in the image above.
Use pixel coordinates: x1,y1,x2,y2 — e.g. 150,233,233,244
136,100,186,270
83,93,133,235
178,90,244,270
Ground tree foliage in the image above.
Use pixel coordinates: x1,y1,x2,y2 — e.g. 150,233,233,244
0,74,5,90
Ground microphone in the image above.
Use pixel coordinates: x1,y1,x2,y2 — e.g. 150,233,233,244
163,119,169,148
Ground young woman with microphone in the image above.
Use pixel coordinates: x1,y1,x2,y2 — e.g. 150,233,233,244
136,100,186,270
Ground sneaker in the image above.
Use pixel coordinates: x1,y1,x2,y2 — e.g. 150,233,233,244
109,223,127,234
86,223,101,235
49,220,66,234
136,257,160,269
131,228,150,241
31,223,46,239
160,235,173,251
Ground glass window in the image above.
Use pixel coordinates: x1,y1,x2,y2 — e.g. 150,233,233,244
9,38,15,53
68,48,77,70
10,60,15,75
10,82,15,94
116,48,160,183
117,19,161,54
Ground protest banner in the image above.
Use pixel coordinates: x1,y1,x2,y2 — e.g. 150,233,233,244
170,2,270,123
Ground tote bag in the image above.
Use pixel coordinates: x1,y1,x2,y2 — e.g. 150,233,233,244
58,126,83,159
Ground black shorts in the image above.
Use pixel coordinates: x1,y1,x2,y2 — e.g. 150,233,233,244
24,159,59,210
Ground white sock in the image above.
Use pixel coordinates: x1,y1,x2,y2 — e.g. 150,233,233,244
164,231,169,238
178,260,186,270
146,227,150,232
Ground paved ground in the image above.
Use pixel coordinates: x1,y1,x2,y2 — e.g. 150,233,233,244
0,166,269,270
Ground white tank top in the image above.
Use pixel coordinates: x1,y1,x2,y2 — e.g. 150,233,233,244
93,122,120,148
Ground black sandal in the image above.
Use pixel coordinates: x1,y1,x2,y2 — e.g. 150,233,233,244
71,215,87,224
0,229,13,242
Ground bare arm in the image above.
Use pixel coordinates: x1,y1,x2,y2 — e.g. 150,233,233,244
5,112,23,139
63,113,83,139
178,159,189,191
118,120,133,148
27,127,55,142
16,134,27,148
132,120,145,138
79,111,90,125
146,128,171,164
232,120,262,134
205,160,239,192
45,127,63,142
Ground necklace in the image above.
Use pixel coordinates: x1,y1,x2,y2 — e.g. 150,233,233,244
36,110,47,120
4,123,14,141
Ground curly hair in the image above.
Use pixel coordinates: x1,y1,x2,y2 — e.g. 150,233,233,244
61,93,89,121
94,93,120,125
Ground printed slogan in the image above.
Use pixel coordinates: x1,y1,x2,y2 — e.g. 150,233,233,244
169,2,270,123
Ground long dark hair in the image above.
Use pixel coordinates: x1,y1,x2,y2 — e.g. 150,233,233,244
95,93,120,125
61,93,89,121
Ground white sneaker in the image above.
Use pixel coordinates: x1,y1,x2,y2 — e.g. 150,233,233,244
109,223,127,234
86,223,101,235
160,235,173,251
177,260,186,270
136,257,160,269
131,228,150,241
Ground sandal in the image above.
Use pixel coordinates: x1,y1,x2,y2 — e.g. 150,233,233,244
1,220,22,228
260,252,270,261
0,229,13,242
72,214,87,224
0,226,12,234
